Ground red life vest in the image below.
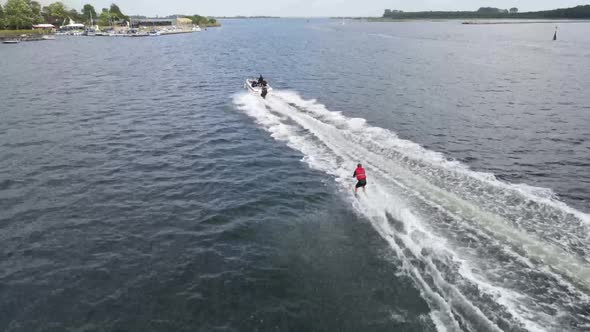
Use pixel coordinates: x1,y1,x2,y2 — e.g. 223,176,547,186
355,167,366,180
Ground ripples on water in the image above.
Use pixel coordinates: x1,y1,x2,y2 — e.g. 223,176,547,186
1,19,589,331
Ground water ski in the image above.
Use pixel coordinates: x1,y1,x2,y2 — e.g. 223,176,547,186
353,186,367,197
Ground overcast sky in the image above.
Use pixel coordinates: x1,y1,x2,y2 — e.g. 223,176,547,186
49,0,589,17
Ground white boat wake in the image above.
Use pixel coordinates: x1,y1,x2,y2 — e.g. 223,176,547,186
233,90,590,332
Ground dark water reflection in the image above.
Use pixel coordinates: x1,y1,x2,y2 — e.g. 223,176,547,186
1,19,589,331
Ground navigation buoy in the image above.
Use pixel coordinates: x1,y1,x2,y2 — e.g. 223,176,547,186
553,26,558,41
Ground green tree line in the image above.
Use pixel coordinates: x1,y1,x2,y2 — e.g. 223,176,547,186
382,5,590,19
0,1,130,29
135,14,217,26
0,0,218,30
187,14,217,26
0,1,218,30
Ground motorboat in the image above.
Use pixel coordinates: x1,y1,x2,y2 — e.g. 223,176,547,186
2,40,20,44
245,78,272,99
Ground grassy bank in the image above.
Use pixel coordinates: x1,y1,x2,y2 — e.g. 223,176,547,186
203,22,221,27
0,30,51,37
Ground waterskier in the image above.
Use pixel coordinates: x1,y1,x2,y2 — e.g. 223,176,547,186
353,163,367,193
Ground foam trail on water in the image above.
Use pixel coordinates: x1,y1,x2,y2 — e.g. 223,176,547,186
233,91,590,332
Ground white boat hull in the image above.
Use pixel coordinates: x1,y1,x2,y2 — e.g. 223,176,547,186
245,79,272,97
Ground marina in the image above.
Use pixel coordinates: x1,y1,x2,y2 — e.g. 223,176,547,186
51,17,203,38
1,10,213,44
1,25,204,43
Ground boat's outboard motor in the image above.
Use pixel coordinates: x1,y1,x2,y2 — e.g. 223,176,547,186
261,80,268,99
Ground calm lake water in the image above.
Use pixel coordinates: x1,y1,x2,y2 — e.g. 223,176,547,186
1,19,589,331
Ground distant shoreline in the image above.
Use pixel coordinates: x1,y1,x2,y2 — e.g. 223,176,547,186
461,20,590,25
367,18,590,24
378,5,590,21
216,16,280,19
